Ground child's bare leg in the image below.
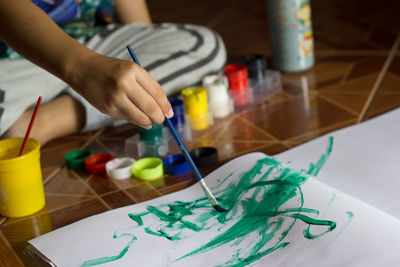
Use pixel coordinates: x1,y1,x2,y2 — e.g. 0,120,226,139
4,95,85,145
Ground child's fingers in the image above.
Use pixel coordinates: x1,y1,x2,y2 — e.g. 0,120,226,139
126,82,165,125
136,68,174,118
118,95,152,128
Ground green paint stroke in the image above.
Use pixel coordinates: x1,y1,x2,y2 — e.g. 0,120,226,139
128,212,148,226
306,136,334,176
144,228,181,241
81,233,137,267
83,137,341,266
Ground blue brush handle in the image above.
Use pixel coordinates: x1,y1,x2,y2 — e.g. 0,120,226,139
127,45,140,67
126,45,204,182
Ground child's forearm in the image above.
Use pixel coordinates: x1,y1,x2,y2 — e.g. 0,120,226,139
114,0,152,24
0,0,173,128
0,0,94,85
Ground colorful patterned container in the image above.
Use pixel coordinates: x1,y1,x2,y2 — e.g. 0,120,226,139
266,0,314,72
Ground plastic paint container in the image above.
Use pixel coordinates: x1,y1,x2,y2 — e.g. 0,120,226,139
203,75,230,102
0,138,45,218
181,87,211,130
244,54,267,84
138,124,163,142
224,64,248,92
169,98,185,128
224,64,253,106
203,75,233,119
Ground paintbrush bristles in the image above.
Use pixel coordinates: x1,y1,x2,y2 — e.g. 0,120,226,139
199,180,227,212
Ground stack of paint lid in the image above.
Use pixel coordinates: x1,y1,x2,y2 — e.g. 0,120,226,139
202,74,234,119
181,87,213,131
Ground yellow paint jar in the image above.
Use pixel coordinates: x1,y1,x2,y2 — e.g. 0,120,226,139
181,87,209,130
0,138,45,218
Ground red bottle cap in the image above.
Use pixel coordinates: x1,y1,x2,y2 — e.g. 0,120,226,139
224,64,248,92
85,154,114,175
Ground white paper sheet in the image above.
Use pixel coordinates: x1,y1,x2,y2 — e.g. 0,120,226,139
275,107,400,219
29,152,400,266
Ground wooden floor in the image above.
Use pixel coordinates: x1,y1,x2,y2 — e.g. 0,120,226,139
2,0,400,265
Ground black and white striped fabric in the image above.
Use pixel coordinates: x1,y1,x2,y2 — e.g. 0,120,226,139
0,22,226,134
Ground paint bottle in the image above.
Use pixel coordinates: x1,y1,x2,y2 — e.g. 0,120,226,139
266,0,314,72
181,87,213,130
125,124,169,158
168,99,185,128
0,138,45,217
244,54,267,85
224,64,254,107
163,98,192,143
202,74,233,119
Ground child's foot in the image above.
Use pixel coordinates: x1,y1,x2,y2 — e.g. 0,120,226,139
4,95,86,145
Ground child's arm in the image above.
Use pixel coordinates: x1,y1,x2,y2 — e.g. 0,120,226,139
114,0,152,24
0,0,173,128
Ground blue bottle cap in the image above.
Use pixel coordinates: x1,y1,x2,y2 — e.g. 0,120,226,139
163,154,191,175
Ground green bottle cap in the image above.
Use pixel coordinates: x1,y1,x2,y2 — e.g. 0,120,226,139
137,124,163,142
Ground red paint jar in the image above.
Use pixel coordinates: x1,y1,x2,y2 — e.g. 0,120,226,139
224,64,248,92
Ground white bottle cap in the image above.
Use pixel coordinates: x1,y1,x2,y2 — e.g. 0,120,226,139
106,157,135,180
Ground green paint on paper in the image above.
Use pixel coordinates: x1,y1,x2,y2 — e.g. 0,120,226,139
128,212,148,226
178,156,337,265
144,228,181,241
328,192,337,205
306,136,333,176
81,233,136,267
146,204,203,232
83,137,344,266
318,210,355,253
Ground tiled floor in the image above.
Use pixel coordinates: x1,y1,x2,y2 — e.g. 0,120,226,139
2,0,400,266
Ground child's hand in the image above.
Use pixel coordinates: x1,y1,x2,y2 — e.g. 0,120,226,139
68,54,173,129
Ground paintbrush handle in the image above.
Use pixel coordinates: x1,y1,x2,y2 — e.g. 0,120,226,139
165,118,204,181
19,96,42,156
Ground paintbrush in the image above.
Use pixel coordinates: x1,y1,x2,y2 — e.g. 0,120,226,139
126,45,226,212
19,96,42,156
